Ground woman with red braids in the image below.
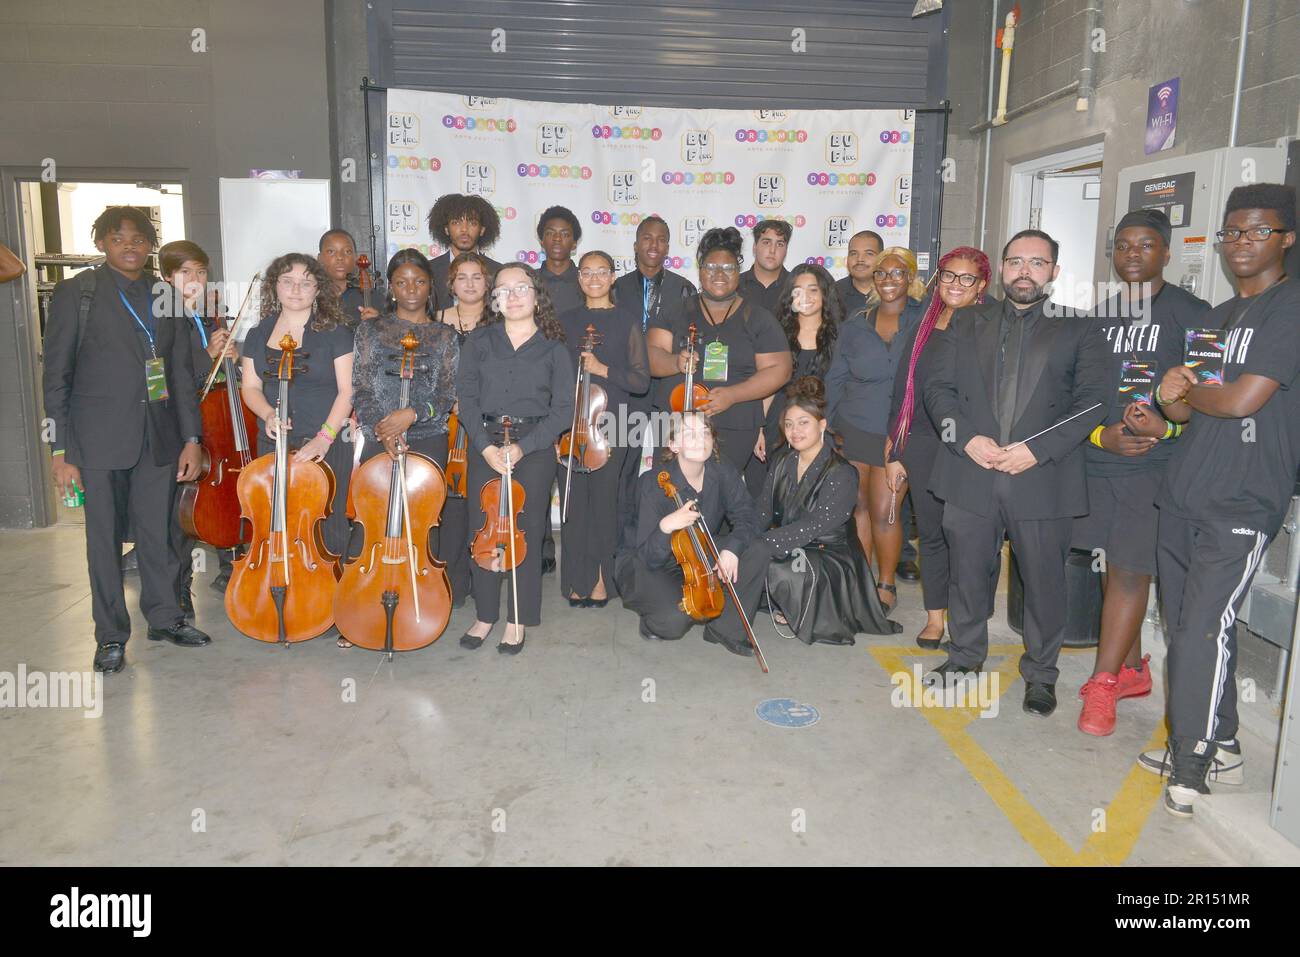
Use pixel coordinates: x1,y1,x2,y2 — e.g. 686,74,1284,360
884,247,991,648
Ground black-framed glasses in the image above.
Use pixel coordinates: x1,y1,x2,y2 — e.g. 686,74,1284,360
938,269,980,287
1215,225,1291,243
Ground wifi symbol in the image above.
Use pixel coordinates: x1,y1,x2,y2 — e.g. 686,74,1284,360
1157,85,1174,107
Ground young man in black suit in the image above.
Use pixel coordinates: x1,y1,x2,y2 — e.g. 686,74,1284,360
923,229,1110,716
44,207,210,674
426,193,501,311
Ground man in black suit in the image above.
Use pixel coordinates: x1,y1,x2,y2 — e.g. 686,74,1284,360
44,207,211,674
923,229,1110,715
426,193,502,311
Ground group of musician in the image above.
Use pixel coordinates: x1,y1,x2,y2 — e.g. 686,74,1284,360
44,180,1299,818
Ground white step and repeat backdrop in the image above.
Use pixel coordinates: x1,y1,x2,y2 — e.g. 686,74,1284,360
383,89,915,278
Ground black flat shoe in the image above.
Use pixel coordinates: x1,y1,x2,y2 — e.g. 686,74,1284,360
587,598,609,608
459,626,494,650
497,633,525,655
93,642,125,674
1023,682,1058,717
568,597,584,607
147,621,211,647
915,626,946,650
922,659,980,687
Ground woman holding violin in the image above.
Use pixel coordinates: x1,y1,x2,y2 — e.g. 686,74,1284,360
350,249,462,616
556,250,650,607
614,410,759,656
724,377,900,648
456,263,574,653
646,227,791,493
239,254,355,562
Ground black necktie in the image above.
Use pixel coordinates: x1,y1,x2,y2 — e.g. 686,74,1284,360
997,313,1024,444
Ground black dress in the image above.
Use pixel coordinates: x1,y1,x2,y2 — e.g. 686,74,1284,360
753,443,901,644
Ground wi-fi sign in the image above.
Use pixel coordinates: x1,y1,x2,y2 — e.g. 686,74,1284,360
1157,85,1174,108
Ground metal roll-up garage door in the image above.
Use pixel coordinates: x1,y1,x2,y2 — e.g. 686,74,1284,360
364,0,948,264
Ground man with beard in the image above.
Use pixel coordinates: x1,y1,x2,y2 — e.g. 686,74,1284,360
923,229,1110,716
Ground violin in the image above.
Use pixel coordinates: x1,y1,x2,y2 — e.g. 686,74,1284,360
179,284,259,549
657,470,768,673
669,322,710,412
334,332,452,656
445,411,468,498
558,323,610,518
470,417,526,572
225,334,339,644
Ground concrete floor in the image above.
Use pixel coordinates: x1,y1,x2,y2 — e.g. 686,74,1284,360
0,526,1248,866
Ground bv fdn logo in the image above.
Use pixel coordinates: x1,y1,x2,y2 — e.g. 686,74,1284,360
387,200,421,239
609,170,640,206
462,161,496,197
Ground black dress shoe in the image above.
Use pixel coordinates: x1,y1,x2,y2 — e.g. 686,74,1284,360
459,625,493,649
922,659,980,687
497,633,525,655
896,560,921,582
93,642,126,674
1023,682,1057,717
148,621,211,647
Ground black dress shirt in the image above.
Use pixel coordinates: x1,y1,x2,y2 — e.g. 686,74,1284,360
633,455,758,569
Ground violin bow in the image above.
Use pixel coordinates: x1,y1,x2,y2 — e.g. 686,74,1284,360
503,438,521,632
562,350,582,524
696,515,769,674
396,445,422,623
201,273,259,400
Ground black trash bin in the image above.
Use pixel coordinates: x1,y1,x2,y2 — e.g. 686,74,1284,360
1007,546,1102,648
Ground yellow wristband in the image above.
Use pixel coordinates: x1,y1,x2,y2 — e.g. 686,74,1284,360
52,449,65,456
1089,425,1106,448
321,422,338,440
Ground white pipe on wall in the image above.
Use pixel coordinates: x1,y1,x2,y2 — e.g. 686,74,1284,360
1228,0,1252,146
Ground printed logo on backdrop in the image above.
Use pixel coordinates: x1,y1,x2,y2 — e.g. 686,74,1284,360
754,174,786,208
682,130,714,165
462,162,495,196
537,123,572,158
754,109,789,123
807,170,876,188
894,174,912,208
609,105,643,120
609,170,640,206
736,127,808,144
827,132,858,166
614,256,636,274
387,200,420,237
660,170,735,187
465,96,499,110
681,216,710,249
388,112,419,148
825,216,853,248
735,213,806,229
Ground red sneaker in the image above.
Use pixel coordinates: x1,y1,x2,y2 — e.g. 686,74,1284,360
1078,672,1120,737
1117,654,1153,699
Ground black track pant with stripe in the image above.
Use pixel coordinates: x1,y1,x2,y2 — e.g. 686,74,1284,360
1157,510,1269,750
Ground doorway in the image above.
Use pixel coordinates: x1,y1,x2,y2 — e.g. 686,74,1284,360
1006,142,1104,311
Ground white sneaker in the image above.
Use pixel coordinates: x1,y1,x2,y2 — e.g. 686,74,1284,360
1164,782,1208,818
1138,740,1243,786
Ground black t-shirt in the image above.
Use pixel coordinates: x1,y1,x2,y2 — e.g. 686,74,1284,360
1160,279,1300,535
558,303,650,410
738,266,790,318
650,295,788,431
243,314,355,454
1086,283,1210,477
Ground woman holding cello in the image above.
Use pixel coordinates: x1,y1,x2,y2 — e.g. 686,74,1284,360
614,410,759,657
556,250,649,607
238,254,355,565
456,263,574,653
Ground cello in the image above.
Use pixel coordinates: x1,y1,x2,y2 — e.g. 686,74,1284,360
334,332,452,656
669,322,710,412
657,470,768,673
225,334,339,644
557,323,610,521
178,283,260,549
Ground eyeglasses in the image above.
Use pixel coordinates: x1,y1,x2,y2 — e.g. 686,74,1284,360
1215,225,1290,243
938,270,980,287
1003,257,1053,271
493,283,535,300
702,262,739,274
578,268,613,279
872,268,908,281
277,277,318,291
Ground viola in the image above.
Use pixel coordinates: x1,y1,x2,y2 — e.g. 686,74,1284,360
470,417,526,572
558,323,610,520
225,334,339,644
334,331,452,656
178,287,259,549
669,321,710,412
657,470,768,672
445,411,468,498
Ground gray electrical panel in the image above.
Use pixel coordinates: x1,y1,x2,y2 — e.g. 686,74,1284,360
1273,609,1300,848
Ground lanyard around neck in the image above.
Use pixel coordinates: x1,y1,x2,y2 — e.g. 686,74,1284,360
117,289,156,358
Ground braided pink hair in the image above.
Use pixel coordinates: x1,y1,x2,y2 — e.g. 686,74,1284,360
888,246,991,456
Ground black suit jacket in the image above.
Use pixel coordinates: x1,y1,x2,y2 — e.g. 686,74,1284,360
43,266,200,470
923,297,1112,520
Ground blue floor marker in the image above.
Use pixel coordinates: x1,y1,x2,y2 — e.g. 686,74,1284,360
755,698,820,728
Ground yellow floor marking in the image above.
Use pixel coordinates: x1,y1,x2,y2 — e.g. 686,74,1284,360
870,644,1166,866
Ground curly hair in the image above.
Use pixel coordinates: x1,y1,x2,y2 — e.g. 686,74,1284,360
426,193,501,249
484,263,565,342
259,252,345,331
775,263,840,377
781,374,828,421
696,226,744,266
536,205,582,244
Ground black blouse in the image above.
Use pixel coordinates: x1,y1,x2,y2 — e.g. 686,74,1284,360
351,312,459,442
455,322,575,457
242,314,354,451
757,442,859,558
557,303,650,410
888,321,948,455
634,455,758,569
